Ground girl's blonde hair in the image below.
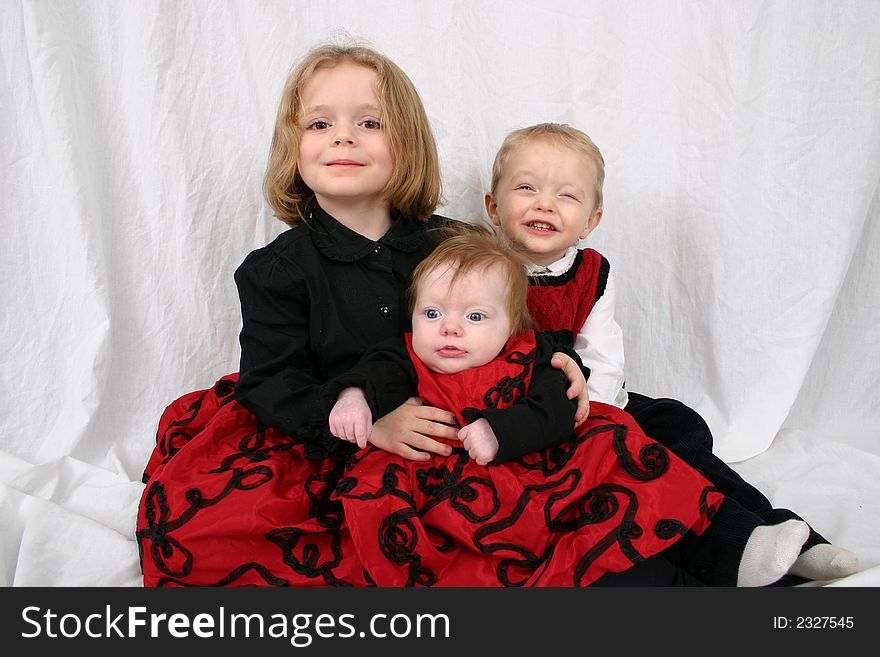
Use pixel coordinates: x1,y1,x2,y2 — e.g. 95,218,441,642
265,44,442,227
490,123,605,213
408,223,533,336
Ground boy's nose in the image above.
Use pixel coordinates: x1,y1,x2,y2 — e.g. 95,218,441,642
533,194,555,212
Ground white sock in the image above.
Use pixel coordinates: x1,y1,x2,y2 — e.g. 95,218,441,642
789,543,859,581
736,519,810,587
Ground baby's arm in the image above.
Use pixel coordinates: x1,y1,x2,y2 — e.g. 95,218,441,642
576,269,628,407
329,387,373,449
458,419,499,465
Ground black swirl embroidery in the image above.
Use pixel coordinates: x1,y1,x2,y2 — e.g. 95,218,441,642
149,378,239,479
655,519,688,540
139,419,301,584
700,485,721,520
462,348,536,423
156,562,289,587
265,526,352,586
415,454,501,523
570,483,644,586
137,480,193,578
378,509,437,586
210,422,294,473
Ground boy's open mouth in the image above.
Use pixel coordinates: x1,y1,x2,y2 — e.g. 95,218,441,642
526,221,557,232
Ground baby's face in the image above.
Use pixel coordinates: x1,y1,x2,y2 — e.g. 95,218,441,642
487,140,601,266
411,262,512,374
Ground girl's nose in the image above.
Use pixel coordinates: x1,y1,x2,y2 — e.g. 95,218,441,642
332,127,355,145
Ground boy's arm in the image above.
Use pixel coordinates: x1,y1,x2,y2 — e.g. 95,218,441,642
576,268,628,407
475,333,578,463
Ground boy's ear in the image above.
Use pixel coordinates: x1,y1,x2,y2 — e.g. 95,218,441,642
579,209,603,240
484,193,501,226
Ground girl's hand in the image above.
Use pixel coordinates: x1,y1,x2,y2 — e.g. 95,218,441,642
369,398,457,461
458,418,499,466
329,387,372,448
551,351,590,425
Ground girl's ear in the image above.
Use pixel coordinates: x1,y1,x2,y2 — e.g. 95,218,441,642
484,193,501,226
579,209,603,240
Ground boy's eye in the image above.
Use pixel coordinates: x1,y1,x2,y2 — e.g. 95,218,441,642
360,119,382,129
425,309,440,319
467,312,485,322
515,184,534,191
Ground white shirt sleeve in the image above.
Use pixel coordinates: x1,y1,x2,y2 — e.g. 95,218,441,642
575,269,629,408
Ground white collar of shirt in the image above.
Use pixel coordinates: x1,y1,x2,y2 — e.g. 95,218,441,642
525,245,578,277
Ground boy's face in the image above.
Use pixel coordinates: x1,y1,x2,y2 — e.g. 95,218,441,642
411,262,512,374
486,140,602,266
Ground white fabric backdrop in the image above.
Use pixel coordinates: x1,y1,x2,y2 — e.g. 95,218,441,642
2,0,878,587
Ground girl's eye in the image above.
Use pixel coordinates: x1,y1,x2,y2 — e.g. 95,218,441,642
467,312,485,322
425,309,440,319
360,119,382,129
306,120,329,130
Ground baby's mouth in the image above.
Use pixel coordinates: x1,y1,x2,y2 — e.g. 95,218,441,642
438,346,466,357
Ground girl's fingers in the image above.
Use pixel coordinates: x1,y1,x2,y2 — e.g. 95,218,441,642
416,405,457,426
409,434,453,456
393,444,432,462
417,420,458,440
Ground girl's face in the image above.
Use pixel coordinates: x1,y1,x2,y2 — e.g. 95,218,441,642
411,262,512,374
297,62,394,217
486,141,602,266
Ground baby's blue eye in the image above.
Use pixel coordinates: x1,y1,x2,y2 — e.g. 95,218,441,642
425,309,440,319
467,312,485,322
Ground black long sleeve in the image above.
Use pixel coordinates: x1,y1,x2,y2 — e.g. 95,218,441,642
477,333,579,463
323,337,418,421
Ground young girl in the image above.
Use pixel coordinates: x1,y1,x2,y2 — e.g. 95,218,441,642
324,225,727,586
485,122,859,584
136,45,587,586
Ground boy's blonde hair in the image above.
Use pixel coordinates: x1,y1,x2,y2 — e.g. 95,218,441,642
264,44,442,227
490,123,605,213
408,223,533,336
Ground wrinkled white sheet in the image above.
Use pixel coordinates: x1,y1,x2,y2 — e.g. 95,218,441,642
2,0,878,587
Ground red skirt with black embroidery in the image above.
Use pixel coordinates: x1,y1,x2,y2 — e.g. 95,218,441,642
136,372,722,587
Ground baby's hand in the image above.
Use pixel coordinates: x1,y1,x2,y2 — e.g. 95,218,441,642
329,387,372,448
458,418,499,466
